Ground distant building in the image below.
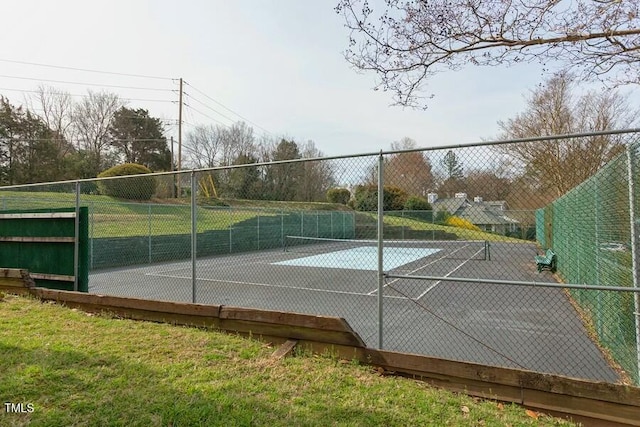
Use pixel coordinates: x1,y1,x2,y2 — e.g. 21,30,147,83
430,193,518,235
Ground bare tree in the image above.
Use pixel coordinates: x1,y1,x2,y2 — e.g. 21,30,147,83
185,121,256,169
26,86,75,157
222,121,255,163
73,90,124,175
336,0,640,107
297,140,337,201
384,137,434,197
464,169,511,202
184,124,224,169
497,72,637,197
254,133,275,163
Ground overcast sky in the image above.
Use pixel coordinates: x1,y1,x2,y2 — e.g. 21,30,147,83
1,0,635,157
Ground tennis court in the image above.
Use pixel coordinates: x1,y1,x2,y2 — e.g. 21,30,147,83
4,129,639,385
89,236,621,383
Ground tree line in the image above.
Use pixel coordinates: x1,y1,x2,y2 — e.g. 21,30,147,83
352,72,637,212
183,123,335,202
0,87,336,203
1,71,636,210
0,88,170,185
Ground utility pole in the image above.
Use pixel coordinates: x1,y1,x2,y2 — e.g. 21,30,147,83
170,136,176,198
178,78,183,172
170,136,174,171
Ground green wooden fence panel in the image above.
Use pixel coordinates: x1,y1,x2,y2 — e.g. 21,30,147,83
0,207,89,292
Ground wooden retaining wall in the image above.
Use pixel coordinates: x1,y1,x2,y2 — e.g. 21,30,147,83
1,268,639,426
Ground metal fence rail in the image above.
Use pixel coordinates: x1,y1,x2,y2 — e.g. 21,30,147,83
1,129,639,385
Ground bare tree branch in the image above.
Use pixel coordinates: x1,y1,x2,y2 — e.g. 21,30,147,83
497,72,638,196
336,0,640,108
73,91,125,174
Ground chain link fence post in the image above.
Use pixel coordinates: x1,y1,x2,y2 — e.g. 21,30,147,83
90,201,94,271
191,171,197,304
73,181,80,292
281,210,285,248
377,151,384,350
627,144,640,385
148,204,152,264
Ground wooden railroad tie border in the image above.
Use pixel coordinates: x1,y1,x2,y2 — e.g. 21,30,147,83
0,268,36,289
0,268,74,284
29,273,75,282
271,339,299,360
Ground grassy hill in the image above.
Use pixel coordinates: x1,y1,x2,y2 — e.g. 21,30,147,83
0,190,524,242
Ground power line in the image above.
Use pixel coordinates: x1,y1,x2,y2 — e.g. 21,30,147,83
117,116,177,123
25,107,178,124
0,59,276,140
183,81,273,136
181,120,203,129
0,87,174,103
183,92,237,125
0,137,170,142
0,58,174,81
183,103,231,128
162,124,178,135
0,74,174,92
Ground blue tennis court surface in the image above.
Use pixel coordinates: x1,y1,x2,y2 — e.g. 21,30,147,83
273,246,440,271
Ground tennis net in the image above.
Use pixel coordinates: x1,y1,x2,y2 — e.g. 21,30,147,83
283,236,489,261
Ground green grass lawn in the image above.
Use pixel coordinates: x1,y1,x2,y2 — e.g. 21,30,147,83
0,192,288,238
90,205,265,238
0,294,574,426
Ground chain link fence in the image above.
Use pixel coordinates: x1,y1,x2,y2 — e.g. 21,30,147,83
535,139,640,385
1,130,639,385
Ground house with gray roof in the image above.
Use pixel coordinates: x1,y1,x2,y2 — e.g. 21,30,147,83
430,193,518,235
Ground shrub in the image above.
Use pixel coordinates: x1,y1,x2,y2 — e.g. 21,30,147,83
384,186,409,211
353,185,377,211
434,210,451,224
326,188,351,205
353,184,408,212
97,163,156,200
445,215,481,231
404,196,431,211
402,196,433,222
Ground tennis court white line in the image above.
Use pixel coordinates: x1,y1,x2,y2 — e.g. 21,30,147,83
415,246,485,300
145,252,296,276
146,271,413,299
366,243,478,296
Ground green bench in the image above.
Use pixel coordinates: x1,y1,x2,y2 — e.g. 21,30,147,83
535,249,556,273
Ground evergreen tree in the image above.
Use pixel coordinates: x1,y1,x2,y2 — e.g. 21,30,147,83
227,153,262,199
264,139,302,200
441,150,464,180
108,107,171,171
0,97,62,185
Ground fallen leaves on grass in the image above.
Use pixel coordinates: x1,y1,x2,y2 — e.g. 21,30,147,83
461,405,470,417
526,409,539,419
